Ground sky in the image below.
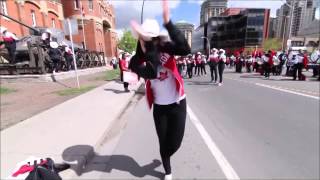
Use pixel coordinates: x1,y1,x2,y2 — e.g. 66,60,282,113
108,0,318,38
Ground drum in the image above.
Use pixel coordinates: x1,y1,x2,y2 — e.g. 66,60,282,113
273,56,280,66
257,57,263,65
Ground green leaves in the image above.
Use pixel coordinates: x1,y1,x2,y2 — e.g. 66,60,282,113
263,38,282,51
118,30,137,53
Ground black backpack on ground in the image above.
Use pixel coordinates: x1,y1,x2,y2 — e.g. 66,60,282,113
25,158,69,180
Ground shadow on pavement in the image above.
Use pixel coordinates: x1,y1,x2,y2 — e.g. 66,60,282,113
186,80,214,86
62,145,164,179
240,74,263,79
104,88,129,94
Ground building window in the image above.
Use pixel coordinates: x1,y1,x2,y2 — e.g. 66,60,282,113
0,0,8,15
31,10,37,27
51,18,56,28
74,0,79,9
88,0,93,11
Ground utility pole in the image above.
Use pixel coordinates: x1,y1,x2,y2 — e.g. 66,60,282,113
141,0,146,24
282,16,287,51
288,0,295,41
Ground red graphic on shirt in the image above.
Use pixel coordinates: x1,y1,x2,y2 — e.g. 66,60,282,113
158,71,168,81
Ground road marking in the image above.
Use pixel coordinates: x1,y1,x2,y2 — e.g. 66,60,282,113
255,83,320,100
187,105,240,180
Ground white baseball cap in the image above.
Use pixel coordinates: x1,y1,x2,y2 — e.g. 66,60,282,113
50,41,59,49
0,26,7,34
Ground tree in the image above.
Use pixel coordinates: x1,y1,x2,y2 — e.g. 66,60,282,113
263,38,282,51
118,30,137,53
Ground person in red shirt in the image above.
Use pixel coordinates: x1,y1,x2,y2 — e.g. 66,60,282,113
194,52,202,76
119,53,130,92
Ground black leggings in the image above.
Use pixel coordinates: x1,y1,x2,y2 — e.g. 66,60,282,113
187,65,193,78
200,63,207,75
210,63,218,82
195,64,201,75
218,61,225,83
153,99,187,175
5,42,16,64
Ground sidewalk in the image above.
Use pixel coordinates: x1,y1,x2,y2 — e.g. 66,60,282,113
1,79,143,179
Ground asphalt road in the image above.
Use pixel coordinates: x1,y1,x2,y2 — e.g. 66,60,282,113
81,68,319,179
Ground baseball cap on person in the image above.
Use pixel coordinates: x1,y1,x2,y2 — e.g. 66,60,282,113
0,26,7,34
50,41,59,49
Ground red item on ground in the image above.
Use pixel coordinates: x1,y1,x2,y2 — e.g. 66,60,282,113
12,160,48,177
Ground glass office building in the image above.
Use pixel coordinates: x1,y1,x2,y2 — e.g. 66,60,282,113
206,8,270,54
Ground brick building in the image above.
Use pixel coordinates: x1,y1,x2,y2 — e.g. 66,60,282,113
61,0,117,57
0,0,117,58
0,0,64,37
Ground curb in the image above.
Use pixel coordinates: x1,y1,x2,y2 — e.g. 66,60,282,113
0,66,110,83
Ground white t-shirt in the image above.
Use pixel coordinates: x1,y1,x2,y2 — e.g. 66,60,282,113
219,54,226,62
3,32,18,40
151,66,185,105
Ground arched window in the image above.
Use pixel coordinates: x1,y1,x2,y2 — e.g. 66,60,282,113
31,10,36,27
0,0,8,15
51,18,56,28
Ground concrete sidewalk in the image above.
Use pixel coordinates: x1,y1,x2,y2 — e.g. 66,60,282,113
1,79,143,179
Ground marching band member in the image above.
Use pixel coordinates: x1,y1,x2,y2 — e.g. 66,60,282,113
310,49,320,77
278,50,288,75
0,27,18,64
292,50,305,80
186,54,194,78
229,54,235,68
200,54,207,76
217,49,226,86
251,50,257,72
195,52,202,76
245,55,253,73
262,51,272,78
235,51,241,73
209,48,218,83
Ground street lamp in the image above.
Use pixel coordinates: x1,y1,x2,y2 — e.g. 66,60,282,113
283,1,294,42
279,15,289,51
201,36,210,56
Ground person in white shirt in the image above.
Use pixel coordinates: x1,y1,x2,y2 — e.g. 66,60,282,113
129,1,190,179
310,49,320,77
217,49,226,86
292,50,304,80
200,54,207,76
0,27,18,64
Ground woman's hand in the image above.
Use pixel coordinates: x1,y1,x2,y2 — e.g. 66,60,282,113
163,0,170,24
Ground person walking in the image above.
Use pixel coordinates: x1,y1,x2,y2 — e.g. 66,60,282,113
208,48,218,83
194,52,202,76
186,55,193,78
0,27,18,64
48,41,62,73
129,1,190,179
119,53,130,92
292,49,305,80
200,54,207,76
217,49,226,86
